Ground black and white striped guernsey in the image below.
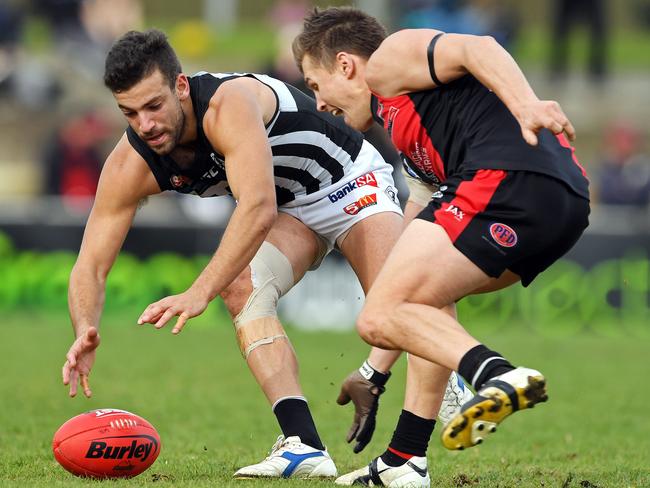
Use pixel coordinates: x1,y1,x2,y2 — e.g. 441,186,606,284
126,72,365,207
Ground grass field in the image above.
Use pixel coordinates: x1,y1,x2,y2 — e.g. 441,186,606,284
1,310,648,487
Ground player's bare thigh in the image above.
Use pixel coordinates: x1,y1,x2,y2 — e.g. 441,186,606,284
403,201,520,296
338,211,403,293
365,219,497,311
221,212,322,316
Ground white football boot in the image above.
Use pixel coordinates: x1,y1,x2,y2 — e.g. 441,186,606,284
442,367,548,450
335,456,430,487
438,371,475,426
233,435,337,479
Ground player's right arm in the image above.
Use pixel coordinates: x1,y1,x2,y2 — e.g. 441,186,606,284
366,29,575,146
63,134,161,398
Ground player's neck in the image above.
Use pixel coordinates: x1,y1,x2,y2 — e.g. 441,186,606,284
178,95,197,145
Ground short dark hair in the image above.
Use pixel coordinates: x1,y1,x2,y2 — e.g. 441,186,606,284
104,29,182,92
292,7,387,72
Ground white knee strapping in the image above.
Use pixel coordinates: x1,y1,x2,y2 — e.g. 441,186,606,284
234,241,294,327
237,317,289,358
234,242,295,357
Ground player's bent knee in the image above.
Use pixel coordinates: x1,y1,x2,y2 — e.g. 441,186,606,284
232,241,294,325
221,272,254,318
356,307,389,348
230,242,295,358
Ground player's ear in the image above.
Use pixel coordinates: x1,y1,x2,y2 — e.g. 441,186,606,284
176,74,190,100
336,52,355,79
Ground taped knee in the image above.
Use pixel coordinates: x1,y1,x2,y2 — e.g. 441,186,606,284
236,316,289,359
233,242,294,358
233,241,294,327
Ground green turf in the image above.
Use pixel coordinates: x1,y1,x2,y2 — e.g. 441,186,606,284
1,310,648,487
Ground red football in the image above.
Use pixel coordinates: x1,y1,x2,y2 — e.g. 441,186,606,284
52,409,161,478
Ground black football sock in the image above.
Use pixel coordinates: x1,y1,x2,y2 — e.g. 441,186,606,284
273,397,325,451
380,410,435,467
458,344,515,390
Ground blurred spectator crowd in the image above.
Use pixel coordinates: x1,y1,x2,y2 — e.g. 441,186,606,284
1,0,142,108
0,0,649,220
597,121,650,207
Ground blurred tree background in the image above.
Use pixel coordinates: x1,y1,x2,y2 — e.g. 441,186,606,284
1,0,648,196
0,1,649,301
1,0,648,201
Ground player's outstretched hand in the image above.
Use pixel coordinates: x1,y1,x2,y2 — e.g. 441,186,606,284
138,287,210,335
62,327,100,398
515,100,576,146
337,370,388,453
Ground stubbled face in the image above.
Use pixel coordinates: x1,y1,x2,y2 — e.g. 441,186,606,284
301,55,373,132
114,69,186,155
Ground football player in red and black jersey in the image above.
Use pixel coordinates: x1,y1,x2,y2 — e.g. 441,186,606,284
294,7,589,486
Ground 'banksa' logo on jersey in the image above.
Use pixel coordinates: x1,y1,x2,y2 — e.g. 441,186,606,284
489,223,518,247
328,172,378,202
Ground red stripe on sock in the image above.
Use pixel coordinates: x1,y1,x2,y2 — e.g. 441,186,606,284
388,447,414,460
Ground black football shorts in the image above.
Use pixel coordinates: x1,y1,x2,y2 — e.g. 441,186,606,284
415,169,590,286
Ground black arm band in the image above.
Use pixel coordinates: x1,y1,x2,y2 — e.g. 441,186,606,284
427,33,445,86
359,360,391,387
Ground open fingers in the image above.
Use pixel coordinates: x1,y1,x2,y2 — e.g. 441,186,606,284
80,374,92,398
66,349,78,369
172,312,190,335
139,303,164,325
346,420,360,443
68,369,79,397
62,361,71,385
154,308,176,329
147,311,165,324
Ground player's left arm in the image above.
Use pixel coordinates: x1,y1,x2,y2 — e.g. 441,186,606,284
366,29,575,145
138,78,278,333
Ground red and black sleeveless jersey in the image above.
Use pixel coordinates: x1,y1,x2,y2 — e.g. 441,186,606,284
370,74,589,200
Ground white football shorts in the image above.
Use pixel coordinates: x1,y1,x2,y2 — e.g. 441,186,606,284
280,141,403,267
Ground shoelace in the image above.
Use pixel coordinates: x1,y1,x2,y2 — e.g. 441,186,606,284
263,435,285,460
264,435,304,461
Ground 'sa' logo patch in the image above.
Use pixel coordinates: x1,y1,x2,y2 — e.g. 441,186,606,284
344,193,378,215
